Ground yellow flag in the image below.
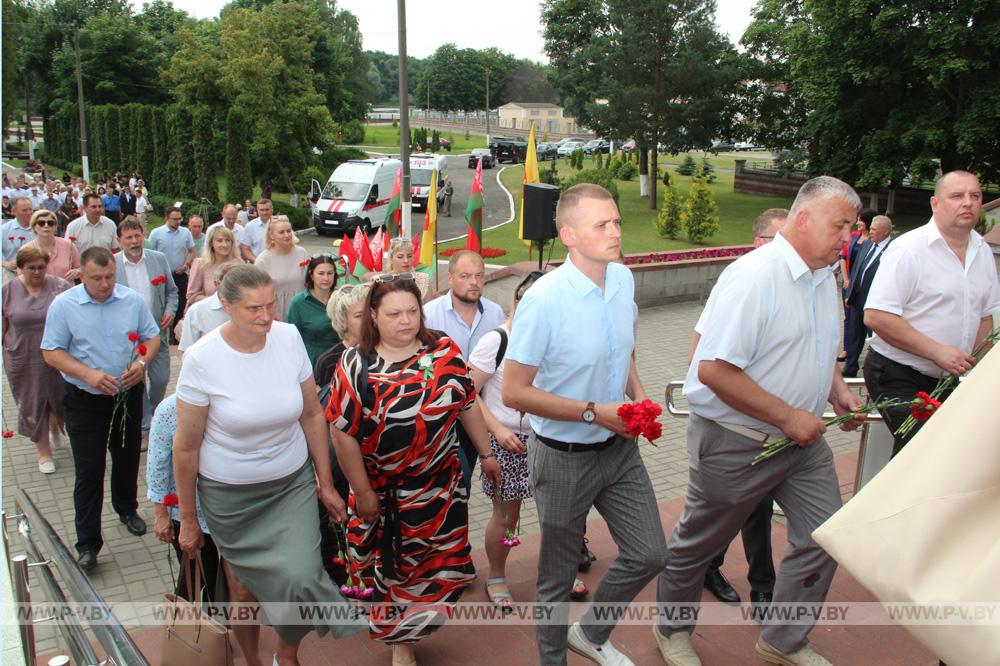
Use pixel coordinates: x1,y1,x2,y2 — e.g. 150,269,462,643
419,169,438,271
518,122,539,246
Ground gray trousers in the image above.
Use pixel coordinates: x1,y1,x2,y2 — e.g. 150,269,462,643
142,344,170,432
529,434,668,665
656,413,841,653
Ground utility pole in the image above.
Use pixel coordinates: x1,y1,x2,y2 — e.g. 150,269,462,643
485,68,490,145
73,29,90,183
397,0,412,239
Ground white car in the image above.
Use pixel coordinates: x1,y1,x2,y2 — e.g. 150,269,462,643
557,140,586,157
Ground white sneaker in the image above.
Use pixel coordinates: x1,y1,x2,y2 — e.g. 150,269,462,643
38,459,56,474
652,626,702,666
567,622,634,665
756,638,831,666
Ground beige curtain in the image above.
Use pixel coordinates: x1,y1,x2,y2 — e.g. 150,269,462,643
813,345,1000,666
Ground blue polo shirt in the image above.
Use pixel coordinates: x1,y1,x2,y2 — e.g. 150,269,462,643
1,220,36,262
147,225,195,272
101,193,120,213
423,292,506,359
41,283,160,394
506,256,637,443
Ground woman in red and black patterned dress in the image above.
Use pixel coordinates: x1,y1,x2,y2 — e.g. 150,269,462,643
327,275,501,666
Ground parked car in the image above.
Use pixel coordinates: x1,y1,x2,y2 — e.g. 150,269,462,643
536,142,559,161
711,140,737,153
557,140,586,158
439,137,452,151
735,142,759,152
468,148,494,169
583,139,610,155
490,138,528,164
621,139,637,152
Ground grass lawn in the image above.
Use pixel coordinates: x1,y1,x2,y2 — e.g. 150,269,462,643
356,125,489,152
441,157,932,265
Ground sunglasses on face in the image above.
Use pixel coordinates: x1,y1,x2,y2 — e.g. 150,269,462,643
36,219,57,227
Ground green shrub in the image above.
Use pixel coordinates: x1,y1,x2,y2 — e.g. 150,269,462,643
342,119,365,144
464,129,470,140
272,201,311,230
617,162,638,181
653,172,683,239
392,119,399,128
539,160,561,187
675,154,698,176
571,149,584,170
225,107,254,205
595,152,604,170
681,168,720,243
700,158,717,183
293,166,328,195
561,169,619,203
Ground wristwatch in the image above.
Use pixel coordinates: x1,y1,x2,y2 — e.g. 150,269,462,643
137,359,147,372
582,401,597,424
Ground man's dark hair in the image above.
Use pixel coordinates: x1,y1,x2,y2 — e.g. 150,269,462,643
164,206,183,219
80,246,114,268
82,192,102,207
117,216,144,237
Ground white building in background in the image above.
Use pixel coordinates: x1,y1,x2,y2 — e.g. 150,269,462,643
497,102,580,135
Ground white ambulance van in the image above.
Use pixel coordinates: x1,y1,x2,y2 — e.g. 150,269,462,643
409,153,448,211
310,158,401,236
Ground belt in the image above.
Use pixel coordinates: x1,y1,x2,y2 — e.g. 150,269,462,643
536,433,618,453
717,422,771,444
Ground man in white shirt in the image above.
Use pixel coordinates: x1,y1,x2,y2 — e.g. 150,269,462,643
239,198,273,263
178,264,233,352
65,194,119,253
2,197,37,274
863,170,1000,455
206,203,245,247
654,177,865,666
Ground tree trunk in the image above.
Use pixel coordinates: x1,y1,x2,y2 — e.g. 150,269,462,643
638,140,649,197
275,161,296,198
886,189,896,216
649,133,659,211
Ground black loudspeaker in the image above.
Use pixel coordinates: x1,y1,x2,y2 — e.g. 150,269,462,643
522,183,560,241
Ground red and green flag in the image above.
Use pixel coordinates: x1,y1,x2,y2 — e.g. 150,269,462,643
383,167,402,235
338,237,367,284
464,158,485,253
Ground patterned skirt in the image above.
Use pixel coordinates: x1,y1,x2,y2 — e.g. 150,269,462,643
481,431,532,502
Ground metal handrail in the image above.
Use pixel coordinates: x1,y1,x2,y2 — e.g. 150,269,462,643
664,377,885,422
14,489,150,666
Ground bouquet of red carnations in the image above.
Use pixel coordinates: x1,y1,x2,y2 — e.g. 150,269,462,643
617,400,663,445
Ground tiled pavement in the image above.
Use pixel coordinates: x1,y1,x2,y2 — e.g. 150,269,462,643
2,301,934,664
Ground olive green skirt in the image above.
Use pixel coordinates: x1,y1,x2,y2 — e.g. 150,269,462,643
198,461,365,644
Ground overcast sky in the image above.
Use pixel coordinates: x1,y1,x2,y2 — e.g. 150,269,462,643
135,0,758,61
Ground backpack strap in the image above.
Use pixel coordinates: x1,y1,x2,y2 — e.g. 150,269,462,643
492,327,509,370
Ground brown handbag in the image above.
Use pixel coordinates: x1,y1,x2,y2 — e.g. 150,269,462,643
160,553,235,666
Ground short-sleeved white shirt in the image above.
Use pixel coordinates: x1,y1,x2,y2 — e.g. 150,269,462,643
865,219,1000,377
175,321,312,484
683,233,840,434
468,323,527,434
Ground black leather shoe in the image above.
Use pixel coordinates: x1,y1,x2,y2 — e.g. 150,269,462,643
578,538,597,572
750,590,773,622
120,513,147,536
704,568,741,605
78,550,97,572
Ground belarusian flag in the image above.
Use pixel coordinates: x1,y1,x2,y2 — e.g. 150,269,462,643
369,227,385,271
383,167,402,235
337,237,367,284
464,158,485,253
418,169,438,281
517,121,539,247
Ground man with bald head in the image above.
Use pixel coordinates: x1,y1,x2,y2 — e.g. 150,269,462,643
2,196,37,274
842,215,893,376
206,203,245,248
505,184,666,665
655,176,865,666
864,171,1000,455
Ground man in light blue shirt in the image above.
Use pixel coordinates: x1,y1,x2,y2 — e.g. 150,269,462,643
2,196,37,273
424,249,506,490
147,206,195,339
239,198,273,263
41,246,161,572
504,184,665,665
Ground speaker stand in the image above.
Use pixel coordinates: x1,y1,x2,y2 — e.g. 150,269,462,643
536,239,546,270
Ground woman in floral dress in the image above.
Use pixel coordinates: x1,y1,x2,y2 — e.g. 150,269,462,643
327,275,501,666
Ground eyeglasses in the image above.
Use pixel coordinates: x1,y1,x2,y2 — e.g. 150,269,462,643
374,272,415,283
23,265,48,272
35,219,57,227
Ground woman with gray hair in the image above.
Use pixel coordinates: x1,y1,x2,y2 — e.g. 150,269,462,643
174,265,362,665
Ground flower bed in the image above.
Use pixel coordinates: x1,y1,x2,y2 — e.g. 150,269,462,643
441,247,507,259
623,247,753,266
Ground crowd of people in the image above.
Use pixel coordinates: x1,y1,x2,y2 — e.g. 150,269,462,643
1,167,995,666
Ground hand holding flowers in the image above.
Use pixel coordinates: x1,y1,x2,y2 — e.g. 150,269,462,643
617,399,663,444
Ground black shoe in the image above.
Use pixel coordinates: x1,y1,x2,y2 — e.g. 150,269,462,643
704,568,741,605
120,513,147,536
578,538,597,572
78,550,97,572
750,590,773,622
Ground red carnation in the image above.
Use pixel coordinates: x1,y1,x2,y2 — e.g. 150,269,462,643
2,431,14,439
6,236,12,241
136,344,148,356
151,275,166,286
128,332,141,343
69,236,77,241
18,236,25,241
299,259,310,267
162,493,179,507
910,391,942,421
617,399,664,444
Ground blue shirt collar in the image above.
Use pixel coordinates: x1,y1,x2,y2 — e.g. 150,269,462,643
562,255,621,300
75,282,127,305
446,292,484,314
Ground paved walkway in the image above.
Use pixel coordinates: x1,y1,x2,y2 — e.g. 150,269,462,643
2,300,934,663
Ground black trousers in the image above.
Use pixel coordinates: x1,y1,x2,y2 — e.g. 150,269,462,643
64,383,144,554
168,519,221,603
708,495,776,593
455,422,478,493
863,350,952,457
173,271,189,339
842,301,868,377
